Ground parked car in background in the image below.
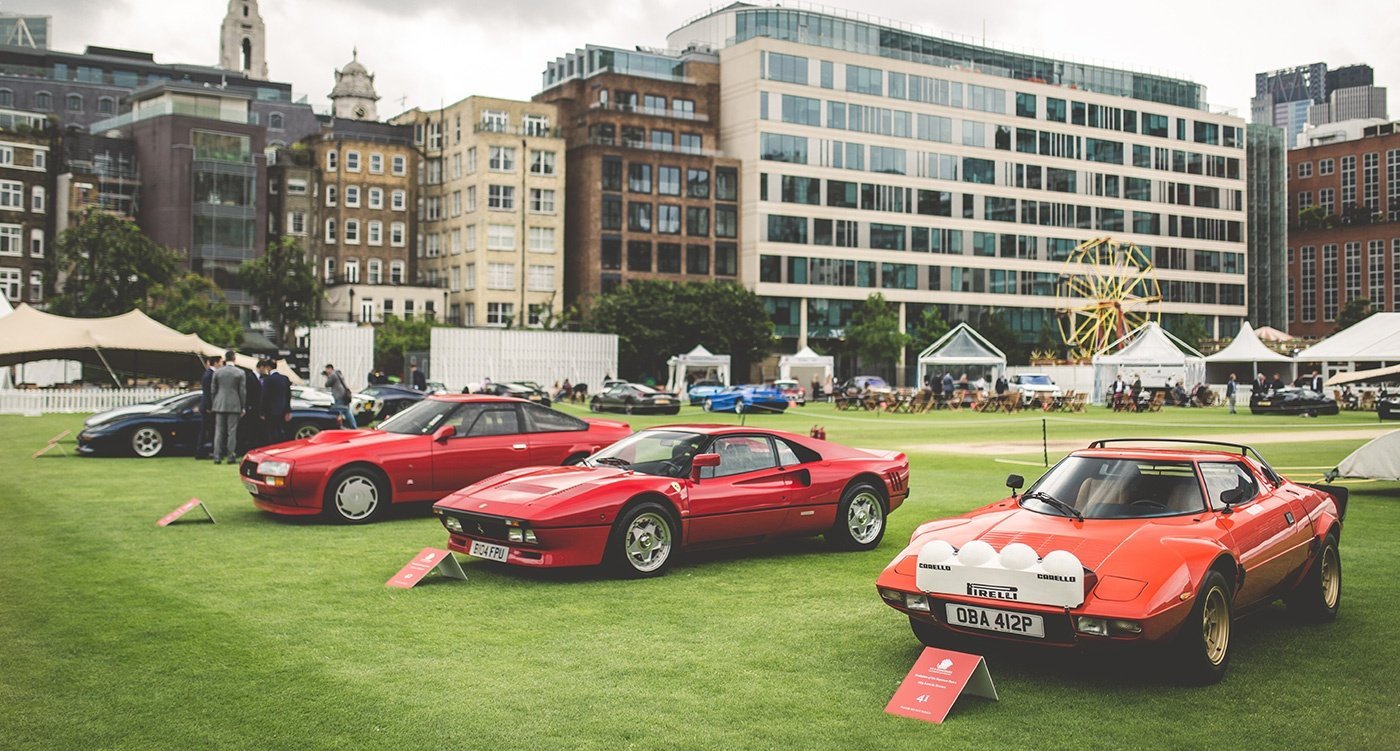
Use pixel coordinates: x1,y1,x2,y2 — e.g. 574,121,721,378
686,379,727,406
772,379,807,406
837,376,893,397
290,385,335,407
590,383,681,415
352,383,427,424
1009,373,1063,404
1250,387,1339,416
1379,392,1399,420
876,439,1346,684
242,394,632,523
83,390,199,429
434,425,910,577
702,384,789,414
77,392,343,458
482,381,552,406
425,380,447,394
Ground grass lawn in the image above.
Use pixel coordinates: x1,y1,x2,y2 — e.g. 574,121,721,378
2,404,1398,750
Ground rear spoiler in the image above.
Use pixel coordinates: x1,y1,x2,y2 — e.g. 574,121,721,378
1304,483,1349,521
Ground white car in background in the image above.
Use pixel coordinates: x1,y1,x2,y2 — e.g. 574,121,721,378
1009,373,1063,404
290,385,335,407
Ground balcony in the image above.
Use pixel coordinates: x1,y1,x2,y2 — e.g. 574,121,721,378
585,136,726,158
589,101,709,123
472,122,562,138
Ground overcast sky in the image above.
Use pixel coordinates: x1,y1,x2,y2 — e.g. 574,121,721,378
11,0,1396,120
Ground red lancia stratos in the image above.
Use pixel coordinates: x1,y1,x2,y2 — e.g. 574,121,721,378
876,439,1346,684
241,395,631,523
433,426,910,577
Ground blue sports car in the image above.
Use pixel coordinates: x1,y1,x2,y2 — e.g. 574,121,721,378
686,379,727,406
700,385,789,414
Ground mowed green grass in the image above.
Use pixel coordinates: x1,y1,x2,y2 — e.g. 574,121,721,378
2,404,1399,750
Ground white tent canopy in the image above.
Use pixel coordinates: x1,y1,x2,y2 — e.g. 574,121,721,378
917,322,1006,385
1333,430,1400,480
666,345,731,394
1091,321,1205,401
1326,362,1400,387
1295,313,1400,363
1204,321,1294,382
778,345,834,384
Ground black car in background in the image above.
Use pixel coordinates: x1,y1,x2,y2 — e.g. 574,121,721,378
76,392,344,458
352,384,427,424
1250,387,1340,416
481,381,552,406
1379,394,1399,420
590,383,682,415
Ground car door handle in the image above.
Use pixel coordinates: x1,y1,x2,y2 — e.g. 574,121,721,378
512,443,527,451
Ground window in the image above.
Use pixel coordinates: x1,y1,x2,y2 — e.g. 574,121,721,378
343,259,360,283
0,89,10,107
324,185,337,207
601,236,622,270
488,185,515,210
781,94,821,125
628,202,652,232
1319,158,1334,176
528,226,556,252
845,65,882,95
464,262,476,290
657,243,682,273
65,93,84,112
1298,161,1312,179
487,262,515,290
367,258,383,285
466,186,477,212
673,99,696,118
529,188,556,213
29,228,43,257
0,268,18,300
365,187,383,210
344,185,360,207
687,168,710,199
628,163,652,193
368,220,383,246
628,241,652,271
324,218,337,243
489,146,516,171
392,155,406,175
288,211,307,235
686,207,709,237
680,133,702,154
687,245,710,274
391,189,406,210
714,206,737,238
644,94,667,112
487,224,516,250
28,270,40,302
602,157,623,191
390,261,405,284
601,196,622,230
344,219,360,244
651,130,674,149
487,302,514,327
715,243,737,276
27,184,45,213
765,52,808,84
1015,92,1036,118
656,204,681,234
369,153,383,173
482,110,509,132
530,150,556,175
716,168,738,201
523,114,550,136
760,133,808,164
1200,463,1260,510
658,166,681,196
345,151,360,172
390,222,406,247
781,175,820,204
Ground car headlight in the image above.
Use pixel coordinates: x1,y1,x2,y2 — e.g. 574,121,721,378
904,594,930,612
506,521,538,544
257,460,292,477
443,516,463,533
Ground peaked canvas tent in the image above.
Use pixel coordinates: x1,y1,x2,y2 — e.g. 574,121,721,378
1331,430,1400,481
0,304,301,384
1204,322,1294,383
1295,313,1400,366
1253,326,1292,343
1326,362,1400,387
916,322,1006,385
778,345,834,385
1091,321,1205,402
666,345,730,393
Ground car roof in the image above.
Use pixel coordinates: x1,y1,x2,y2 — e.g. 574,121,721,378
428,394,539,404
1070,446,1258,463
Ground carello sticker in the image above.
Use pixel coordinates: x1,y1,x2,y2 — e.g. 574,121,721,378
1037,573,1076,582
919,563,952,571
966,583,1018,600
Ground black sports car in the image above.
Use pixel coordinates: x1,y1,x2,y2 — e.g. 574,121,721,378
76,392,344,458
590,383,682,415
1379,394,1399,420
351,384,427,424
1250,387,1340,416
480,381,552,406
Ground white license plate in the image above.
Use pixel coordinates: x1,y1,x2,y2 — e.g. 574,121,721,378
468,540,510,562
946,603,1045,638
243,480,258,494
1257,400,1271,406
654,399,670,405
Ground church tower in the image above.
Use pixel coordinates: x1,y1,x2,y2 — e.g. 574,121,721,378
219,0,269,80
329,49,380,121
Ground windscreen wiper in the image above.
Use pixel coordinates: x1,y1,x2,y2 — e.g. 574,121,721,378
1023,490,1084,522
593,456,631,468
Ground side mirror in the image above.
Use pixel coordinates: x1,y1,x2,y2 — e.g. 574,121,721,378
690,453,721,482
1220,487,1246,506
1006,474,1025,492
432,425,456,443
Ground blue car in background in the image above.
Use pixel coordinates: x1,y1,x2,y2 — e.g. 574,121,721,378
687,379,727,406
701,385,789,414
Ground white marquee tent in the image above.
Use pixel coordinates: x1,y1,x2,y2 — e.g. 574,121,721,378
1332,430,1400,481
1203,321,1294,382
666,345,731,394
778,345,834,385
1091,321,1205,402
1295,313,1400,366
916,322,1006,385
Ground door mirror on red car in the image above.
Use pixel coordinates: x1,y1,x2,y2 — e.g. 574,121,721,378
1219,487,1246,506
432,424,456,443
690,453,721,482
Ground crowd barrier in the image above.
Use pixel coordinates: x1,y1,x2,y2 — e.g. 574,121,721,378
0,388,176,414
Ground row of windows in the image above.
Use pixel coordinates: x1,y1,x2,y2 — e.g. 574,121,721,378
759,52,1241,146
322,219,407,247
0,224,44,257
598,158,739,201
599,237,738,276
0,89,116,116
601,197,738,238
588,123,705,154
0,181,45,213
435,261,556,293
598,89,699,118
1291,239,1400,322
325,150,407,175
0,267,43,303
417,225,557,256
416,111,552,151
320,257,406,285
316,185,407,211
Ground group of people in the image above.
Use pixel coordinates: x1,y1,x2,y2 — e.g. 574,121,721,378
363,364,429,390
551,379,590,403
197,351,294,465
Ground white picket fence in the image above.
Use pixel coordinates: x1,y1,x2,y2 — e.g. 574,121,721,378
0,388,178,415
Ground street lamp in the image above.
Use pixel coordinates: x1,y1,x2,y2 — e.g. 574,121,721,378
348,287,355,323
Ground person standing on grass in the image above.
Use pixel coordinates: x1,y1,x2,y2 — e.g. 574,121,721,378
1226,373,1238,414
411,364,427,391
195,355,219,460
323,364,357,429
210,351,246,465
259,359,292,444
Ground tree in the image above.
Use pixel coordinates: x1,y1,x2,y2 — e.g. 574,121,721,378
374,314,438,378
239,236,321,346
48,211,180,317
146,273,242,348
846,293,909,376
974,309,1025,364
1336,298,1373,331
1166,314,1211,352
908,305,949,352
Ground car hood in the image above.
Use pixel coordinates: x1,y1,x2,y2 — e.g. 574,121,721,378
85,403,159,427
252,428,421,458
437,465,667,518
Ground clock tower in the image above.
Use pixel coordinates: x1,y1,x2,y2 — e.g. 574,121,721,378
219,0,268,80
329,49,380,121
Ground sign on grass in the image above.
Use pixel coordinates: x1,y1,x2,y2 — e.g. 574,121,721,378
885,647,998,724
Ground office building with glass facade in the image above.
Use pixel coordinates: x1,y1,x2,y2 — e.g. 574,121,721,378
667,6,1248,373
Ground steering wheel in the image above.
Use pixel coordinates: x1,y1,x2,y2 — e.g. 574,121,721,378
1128,499,1168,510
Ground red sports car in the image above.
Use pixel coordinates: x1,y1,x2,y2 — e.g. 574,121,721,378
432,425,910,577
876,439,1346,684
241,395,631,523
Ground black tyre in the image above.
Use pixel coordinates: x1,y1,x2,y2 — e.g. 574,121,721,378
1171,569,1233,685
131,426,164,458
590,399,602,413
625,400,635,415
702,399,714,413
1285,531,1340,622
323,466,389,524
826,482,887,551
666,408,680,415
606,501,677,578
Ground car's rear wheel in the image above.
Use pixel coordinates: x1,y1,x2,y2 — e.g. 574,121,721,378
1172,569,1232,685
590,399,602,413
702,399,714,412
323,467,389,524
131,426,164,458
625,400,635,415
292,422,321,440
607,502,676,578
826,482,886,551
735,400,746,414
1286,531,1340,622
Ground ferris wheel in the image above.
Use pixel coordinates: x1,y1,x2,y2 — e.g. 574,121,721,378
1057,238,1162,356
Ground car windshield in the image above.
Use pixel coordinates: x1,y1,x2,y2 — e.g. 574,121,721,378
587,430,706,478
1023,456,1205,519
1021,375,1053,385
377,399,459,434
632,385,662,395
149,392,198,413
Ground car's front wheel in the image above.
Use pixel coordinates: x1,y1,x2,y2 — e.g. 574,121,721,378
1286,531,1340,622
702,398,714,412
607,502,676,578
131,426,164,458
827,482,886,550
323,467,389,524
1172,569,1232,685
590,399,603,413
735,400,746,414
292,421,321,440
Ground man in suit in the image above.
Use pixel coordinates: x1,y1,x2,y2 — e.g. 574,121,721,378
195,356,219,459
241,359,263,453
258,359,292,444
1310,371,1324,393
410,364,427,391
210,350,246,465
1226,373,1238,414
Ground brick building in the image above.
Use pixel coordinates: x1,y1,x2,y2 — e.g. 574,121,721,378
0,108,51,306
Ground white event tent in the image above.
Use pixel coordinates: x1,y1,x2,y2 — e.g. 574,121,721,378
1203,322,1294,383
1295,313,1400,368
666,345,730,394
1091,321,1205,402
778,346,834,385
1332,430,1400,481
916,322,1006,385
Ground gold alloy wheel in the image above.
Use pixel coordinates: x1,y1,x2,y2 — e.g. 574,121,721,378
1202,586,1230,666
1321,544,1340,609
